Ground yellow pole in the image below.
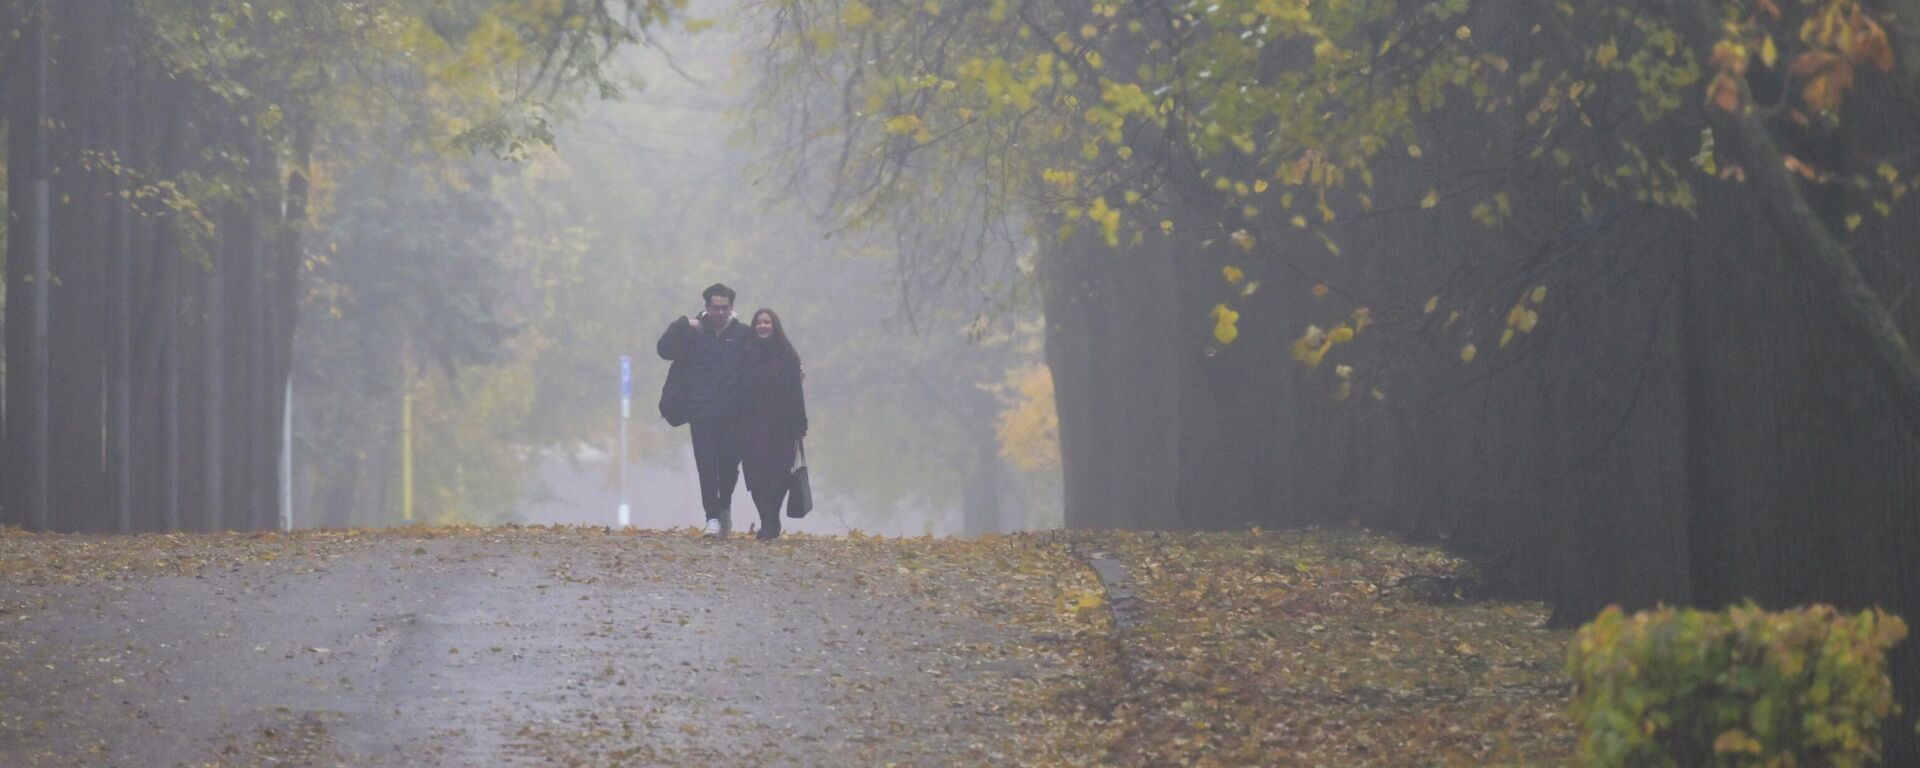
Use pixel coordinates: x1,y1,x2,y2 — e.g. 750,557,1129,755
401,369,414,523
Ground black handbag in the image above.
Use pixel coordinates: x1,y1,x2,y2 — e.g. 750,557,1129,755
786,439,813,518
658,359,689,427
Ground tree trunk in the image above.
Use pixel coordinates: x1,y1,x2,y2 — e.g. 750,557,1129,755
202,202,227,532
1041,228,1184,529
3,1,52,531
959,395,1002,536
106,25,134,533
48,1,110,532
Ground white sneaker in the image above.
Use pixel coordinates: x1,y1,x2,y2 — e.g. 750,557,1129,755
702,519,722,538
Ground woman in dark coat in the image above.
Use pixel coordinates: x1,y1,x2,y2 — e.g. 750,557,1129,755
741,309,808,540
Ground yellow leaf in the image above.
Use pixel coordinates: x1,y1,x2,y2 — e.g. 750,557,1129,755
1213,305,1240,345
1328,325,1354,343
1318,232,1341,255
1845,212,1863,231
1425,295,1440,314
1761,35,1778,68
1460,343,1478,363
1530,285,1548,304
1714,730,1762,755
884,114,923,135
841,0,874,27
1500,328,1515,347
1159,220,1174,233
1312,283,1329,298
1253,180,1269,193
1304,342,1330,368
1222,265,1245,284
1230,230,1256,251
1292,326,1327,362
1421,189,1439,208
1408,145,1424,158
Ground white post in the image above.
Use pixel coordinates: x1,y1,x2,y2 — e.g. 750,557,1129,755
618,355,632,528
280,378,293,531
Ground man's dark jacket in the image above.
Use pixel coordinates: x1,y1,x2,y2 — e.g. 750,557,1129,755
657,315,749,426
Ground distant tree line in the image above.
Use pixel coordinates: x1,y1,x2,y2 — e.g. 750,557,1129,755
0,0,673,533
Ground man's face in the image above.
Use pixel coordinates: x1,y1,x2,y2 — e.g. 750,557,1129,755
705,296,733,325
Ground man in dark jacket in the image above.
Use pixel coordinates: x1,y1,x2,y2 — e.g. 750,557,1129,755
657,283,750,537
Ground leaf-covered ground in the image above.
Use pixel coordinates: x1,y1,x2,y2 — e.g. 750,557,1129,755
1045,530,1576,766
0,526,1573,766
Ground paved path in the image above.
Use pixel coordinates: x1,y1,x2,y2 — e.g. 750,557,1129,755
0,529,1091,766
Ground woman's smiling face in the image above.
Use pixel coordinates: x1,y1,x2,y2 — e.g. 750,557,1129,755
754,312,775,338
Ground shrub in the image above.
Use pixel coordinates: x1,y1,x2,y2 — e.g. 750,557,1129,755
1568,602,1906,767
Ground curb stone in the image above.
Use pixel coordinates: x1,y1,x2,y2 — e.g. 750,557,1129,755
1079,549,1143,631
1069,541,1150,696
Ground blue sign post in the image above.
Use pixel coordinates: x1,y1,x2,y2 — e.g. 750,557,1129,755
617,356,631,527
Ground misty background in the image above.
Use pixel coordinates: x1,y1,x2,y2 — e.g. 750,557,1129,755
288,19,1060,537
5,0,1920,758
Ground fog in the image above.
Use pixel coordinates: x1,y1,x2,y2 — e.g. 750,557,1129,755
11,0,1920,760
4,2,1920,753
289,18,1060,537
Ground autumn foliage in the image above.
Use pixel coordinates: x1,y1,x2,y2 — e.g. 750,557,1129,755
1569,603,1908,767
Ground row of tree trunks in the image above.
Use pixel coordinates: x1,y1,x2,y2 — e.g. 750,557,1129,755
1040,163,1920,760
1035,8,1919,756
0,1,309,533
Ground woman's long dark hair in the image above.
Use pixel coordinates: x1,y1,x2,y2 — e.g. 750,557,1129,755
749,309,800,367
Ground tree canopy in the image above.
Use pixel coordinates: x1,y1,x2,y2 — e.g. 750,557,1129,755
747,0,1920,416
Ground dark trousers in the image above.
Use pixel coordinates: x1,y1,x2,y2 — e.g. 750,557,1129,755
751,485,787,538
689,418,741,523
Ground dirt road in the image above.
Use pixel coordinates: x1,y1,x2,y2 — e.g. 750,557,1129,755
0,528,1102,767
